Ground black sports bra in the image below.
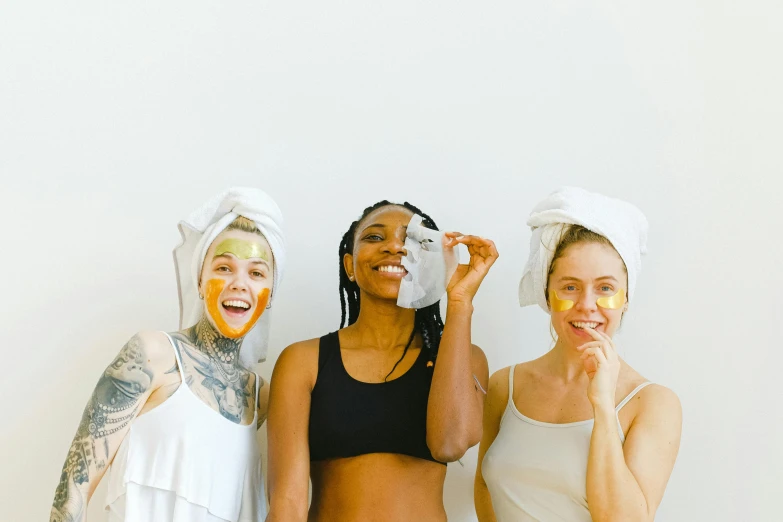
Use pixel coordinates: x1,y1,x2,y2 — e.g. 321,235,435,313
308,331,443,465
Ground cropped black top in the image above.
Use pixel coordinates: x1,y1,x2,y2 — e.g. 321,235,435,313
308,331,443,465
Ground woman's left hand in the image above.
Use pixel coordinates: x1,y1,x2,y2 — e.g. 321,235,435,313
577,328,621,409
444,233,499,305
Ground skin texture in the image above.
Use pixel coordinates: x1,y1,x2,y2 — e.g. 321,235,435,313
49,228,273,522
267,205,498,522
475,242,682,522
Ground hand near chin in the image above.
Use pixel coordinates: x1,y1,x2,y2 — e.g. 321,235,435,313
576,328,621,409
444,232,499,305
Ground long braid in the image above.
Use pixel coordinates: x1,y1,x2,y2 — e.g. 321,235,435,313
337,200,446,373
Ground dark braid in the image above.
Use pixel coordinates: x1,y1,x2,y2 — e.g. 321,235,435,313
338,201,445,372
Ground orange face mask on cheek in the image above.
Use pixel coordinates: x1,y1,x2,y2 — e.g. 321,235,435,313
204,279,271,339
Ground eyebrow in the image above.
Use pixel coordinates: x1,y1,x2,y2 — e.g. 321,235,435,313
212,253,271,268
361,223,408,233
558,276,619,283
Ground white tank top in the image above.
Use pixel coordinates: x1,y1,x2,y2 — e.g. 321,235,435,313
482,364,651,522
104,333,267,522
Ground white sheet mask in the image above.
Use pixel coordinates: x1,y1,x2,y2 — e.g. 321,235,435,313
397,214,460,309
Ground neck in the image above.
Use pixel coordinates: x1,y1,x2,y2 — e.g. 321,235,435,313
184,315,243,365
548,339,590,383
350,291,417,350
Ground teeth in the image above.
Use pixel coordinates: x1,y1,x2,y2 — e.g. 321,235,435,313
572,321,599,329
378,265,405,273
222,300,250,309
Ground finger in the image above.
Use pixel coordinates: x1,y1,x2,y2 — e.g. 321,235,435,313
580,347,601,360
576,341,604,352
581,327,608,344
588,327,615,347
580,348,608,368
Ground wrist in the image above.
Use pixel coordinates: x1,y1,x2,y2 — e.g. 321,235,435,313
592,399,616,417
446,299,474,314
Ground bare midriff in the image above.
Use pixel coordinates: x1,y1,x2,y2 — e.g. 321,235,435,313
309,453,447,522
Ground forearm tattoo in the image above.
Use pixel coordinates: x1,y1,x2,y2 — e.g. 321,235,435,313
171,317,255,424
50,335,153,522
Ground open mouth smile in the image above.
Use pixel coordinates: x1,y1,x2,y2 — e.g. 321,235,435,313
221,299,251,316
374,264,408,277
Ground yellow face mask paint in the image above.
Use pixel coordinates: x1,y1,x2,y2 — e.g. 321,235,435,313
596,288,626,310
214,238,270,262
550,291,575,312
204,279,271,338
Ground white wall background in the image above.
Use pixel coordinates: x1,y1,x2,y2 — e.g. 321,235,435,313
1,1,781,520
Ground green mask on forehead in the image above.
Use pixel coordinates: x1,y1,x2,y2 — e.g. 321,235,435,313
213,238,270,262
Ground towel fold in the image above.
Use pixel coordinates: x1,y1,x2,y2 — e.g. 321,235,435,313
518,187,648,313
173,187,286,365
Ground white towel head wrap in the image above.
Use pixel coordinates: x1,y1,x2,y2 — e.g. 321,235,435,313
518,187,648,313
173,187,286,366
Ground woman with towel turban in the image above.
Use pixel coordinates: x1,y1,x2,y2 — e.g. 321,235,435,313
475,187,682,522
266,200,497,522
50,187,284,522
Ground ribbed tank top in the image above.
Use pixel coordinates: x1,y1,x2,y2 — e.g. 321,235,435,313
104,333,266,522
308,331,442,464
482,364,652,521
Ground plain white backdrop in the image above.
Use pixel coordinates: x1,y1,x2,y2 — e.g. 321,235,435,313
1,1,781,520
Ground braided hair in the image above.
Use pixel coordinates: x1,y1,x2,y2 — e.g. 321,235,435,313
338,201,445,375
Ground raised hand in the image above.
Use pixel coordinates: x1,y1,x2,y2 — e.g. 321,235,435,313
576,327,621,408
444,233,499,305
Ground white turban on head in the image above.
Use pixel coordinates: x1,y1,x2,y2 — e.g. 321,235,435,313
518,187,648,313
173,187,286,366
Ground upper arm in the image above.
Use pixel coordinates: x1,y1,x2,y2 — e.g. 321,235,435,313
475,367,508,485
256,375,270,428
266,340,318,513
466,344,490,444
52,331,170,517
622,385,682,517
474,367,508,522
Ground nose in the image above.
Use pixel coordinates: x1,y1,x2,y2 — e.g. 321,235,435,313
228,273,250,293
382,229,407,256
575,289,597,312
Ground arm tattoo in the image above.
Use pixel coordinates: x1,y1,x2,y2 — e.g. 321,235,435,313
51,335,153,522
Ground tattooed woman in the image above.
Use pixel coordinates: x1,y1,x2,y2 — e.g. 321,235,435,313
266,201,497,522
50,188,286,522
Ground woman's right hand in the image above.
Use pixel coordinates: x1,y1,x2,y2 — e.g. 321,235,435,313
444,233,499,306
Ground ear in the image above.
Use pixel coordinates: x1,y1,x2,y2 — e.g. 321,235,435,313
343,252,355,282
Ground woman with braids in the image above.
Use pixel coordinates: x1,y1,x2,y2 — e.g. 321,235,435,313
50,188,285,522
267,201,497,522
475,188,681,521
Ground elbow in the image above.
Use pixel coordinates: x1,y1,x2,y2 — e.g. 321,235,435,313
427,434,472,463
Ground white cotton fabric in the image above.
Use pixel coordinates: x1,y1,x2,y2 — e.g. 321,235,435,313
518,186,649,313
481,365,652,521
105,334,266,522
173,187,285,365
397,214,459,309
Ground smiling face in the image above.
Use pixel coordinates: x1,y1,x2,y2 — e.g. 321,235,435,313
547,241,628,349
198,228,274,339
343,205,413,301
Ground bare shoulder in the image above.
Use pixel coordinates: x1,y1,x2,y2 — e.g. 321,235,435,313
110,331,174,375
636,384,682,419
470,343,489,371
273,337,321,390
487,366,512,405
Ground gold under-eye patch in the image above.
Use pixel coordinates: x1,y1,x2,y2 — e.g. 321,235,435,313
214,238,270,262
596,288,626,310
550,291,575,312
